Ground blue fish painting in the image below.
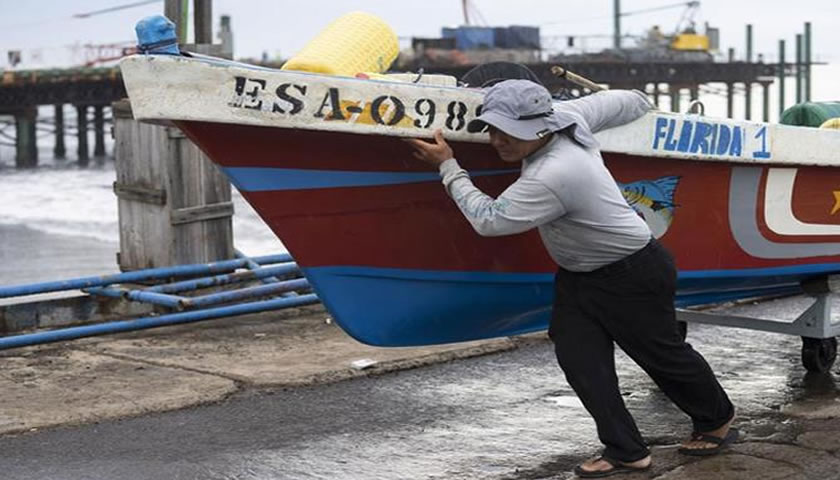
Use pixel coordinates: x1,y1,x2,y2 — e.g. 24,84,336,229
618,176,680,239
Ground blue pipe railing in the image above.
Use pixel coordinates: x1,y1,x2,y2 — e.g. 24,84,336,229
235,248,301,298
0,254,293,298
0,252,320,351
144,263,299,294
0,293,320,350
85,276,311,310
236,249,281,284
85,286,185,308
182,278,310,308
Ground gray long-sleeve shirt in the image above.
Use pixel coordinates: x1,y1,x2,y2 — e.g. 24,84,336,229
439,90,654,272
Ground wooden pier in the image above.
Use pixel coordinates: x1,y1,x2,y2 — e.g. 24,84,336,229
0,67,125,167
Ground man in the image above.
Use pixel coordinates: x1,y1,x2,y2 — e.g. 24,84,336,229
406,80,736,478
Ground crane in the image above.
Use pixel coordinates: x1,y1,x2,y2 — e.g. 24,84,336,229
460,0,487,26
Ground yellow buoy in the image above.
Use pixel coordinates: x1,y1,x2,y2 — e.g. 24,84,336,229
820,118,840,129
281,12,398,77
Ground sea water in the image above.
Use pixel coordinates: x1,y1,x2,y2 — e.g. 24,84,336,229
0,141,284,286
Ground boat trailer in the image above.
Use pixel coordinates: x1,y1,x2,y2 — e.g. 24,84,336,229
678,275,840,373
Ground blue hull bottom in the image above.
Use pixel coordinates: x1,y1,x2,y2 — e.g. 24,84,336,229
301,265,839,347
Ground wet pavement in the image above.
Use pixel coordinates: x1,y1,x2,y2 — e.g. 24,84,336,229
2,296,840,479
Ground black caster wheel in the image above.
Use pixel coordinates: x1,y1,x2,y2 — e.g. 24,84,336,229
801,337,837,373
677,321,688,342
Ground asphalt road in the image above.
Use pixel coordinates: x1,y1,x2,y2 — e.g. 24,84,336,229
1,296,836,480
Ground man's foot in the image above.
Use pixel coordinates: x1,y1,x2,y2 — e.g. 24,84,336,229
574,455,651,478
679,417,738,456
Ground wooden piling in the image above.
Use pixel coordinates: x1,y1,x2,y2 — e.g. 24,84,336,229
804,22,811,101
744,83,752,121
14,106,38,168
109,0,235,270
726,83,734,118
795,34,802,104
112,99,233,270
164,0,186,43
762,82,771,122
778,39,786,117
193,0,212,44
93,105,106,157
670,85,681,113
54,104,66,159
745,24,753,120
76,104,89,167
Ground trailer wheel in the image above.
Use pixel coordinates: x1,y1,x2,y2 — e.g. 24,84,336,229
801,337,838,373
677,321,688,341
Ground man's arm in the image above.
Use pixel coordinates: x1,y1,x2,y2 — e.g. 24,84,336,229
560,90,654,134
404,130,564,237
439,159,564,236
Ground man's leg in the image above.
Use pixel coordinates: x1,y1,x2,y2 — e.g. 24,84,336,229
550,270,651,463
592,243,734,435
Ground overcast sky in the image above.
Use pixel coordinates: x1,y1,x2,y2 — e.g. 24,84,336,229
1,0,836,120
0,0,836,67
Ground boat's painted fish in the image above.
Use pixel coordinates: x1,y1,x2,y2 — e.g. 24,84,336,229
619,176,680,239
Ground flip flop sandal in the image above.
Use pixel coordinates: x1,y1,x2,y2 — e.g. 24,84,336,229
678,427,739,456
573,456,652,478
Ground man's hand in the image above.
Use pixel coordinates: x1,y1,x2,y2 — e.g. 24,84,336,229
404,129,454,166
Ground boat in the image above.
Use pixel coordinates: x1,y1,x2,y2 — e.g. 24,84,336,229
118,44,840,347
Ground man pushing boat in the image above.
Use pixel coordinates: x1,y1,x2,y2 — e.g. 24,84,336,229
406,79,737,478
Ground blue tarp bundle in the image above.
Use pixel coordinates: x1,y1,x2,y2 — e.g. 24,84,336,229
494,26,540,49
442,26,540,50
135,15,180,55
443,26,495,50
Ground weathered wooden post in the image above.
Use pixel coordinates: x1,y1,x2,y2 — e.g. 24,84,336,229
669,85,681,113
804,22,811,102
795,34,803,104
761,81,771,122
53,104,66,160
112,0,234,271
778,39,786,117
76,104,89,167
93,105,106,158
14,106,38,168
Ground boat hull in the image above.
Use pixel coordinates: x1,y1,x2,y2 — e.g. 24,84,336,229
176,120,840,346
118,55,840,346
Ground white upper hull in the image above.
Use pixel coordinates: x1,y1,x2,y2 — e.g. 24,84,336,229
120,54,840,167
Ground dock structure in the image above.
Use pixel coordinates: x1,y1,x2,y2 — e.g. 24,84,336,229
419,60,781,116
0,67,125,167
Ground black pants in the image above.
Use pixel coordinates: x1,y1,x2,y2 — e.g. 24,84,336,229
548,239,734,462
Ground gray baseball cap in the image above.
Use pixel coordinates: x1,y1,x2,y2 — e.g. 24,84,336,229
467,79,597,147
